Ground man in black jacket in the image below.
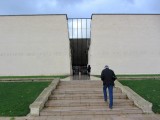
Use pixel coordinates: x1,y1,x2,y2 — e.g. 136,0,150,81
101,65,117,109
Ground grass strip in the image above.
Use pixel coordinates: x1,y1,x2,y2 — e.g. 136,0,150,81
0,75,68,79
94,74,160,78
0,82,50,116
120,80,160,113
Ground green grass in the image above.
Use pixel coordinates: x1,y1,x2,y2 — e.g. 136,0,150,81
120,80,160,113
94,74,160,78
0,82,50,116
0,75,68,79
116,74,160,77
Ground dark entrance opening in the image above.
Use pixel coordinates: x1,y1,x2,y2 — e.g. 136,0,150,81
68,18,91,75
70,38,90,75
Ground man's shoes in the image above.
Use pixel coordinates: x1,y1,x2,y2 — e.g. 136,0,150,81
109,106,113,109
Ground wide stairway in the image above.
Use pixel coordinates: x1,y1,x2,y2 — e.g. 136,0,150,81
40,80,143,116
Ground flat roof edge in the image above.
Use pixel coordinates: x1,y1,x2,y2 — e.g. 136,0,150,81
0,14,68,19
91,13,160,19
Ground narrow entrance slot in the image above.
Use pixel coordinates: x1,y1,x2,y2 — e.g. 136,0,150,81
68,18,91,75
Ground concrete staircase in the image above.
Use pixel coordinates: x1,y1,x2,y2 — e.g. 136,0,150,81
40,80,143,116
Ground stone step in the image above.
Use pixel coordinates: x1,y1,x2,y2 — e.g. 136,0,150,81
45,105,139,111
49,93,127,100
57,85,119,89
53,90,121,94
37,115,160,120
58,82,102,85
59,84,102,86
59,82,102,86
45,99,134,107
59,81,101,84
60,81,101,83
42,106,140,112
57,85,103,88
47,99,133,103
40,108,143,116
53,88,122,94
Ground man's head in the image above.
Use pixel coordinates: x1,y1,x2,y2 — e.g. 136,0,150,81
104,65,109,69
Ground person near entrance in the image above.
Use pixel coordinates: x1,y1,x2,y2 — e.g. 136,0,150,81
101,65,117,109
87,65,91,76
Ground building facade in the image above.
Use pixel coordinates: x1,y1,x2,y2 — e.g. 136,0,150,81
0,14,160,76
90,14,160,75
0,15,70,76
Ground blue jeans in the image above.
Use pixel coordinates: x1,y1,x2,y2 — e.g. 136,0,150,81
103,85,113,108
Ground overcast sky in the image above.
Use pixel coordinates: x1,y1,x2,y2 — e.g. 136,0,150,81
0,0,160,18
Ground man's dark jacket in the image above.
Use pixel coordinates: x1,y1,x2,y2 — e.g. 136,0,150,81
101,68,117,86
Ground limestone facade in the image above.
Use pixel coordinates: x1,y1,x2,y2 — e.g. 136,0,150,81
0,15,70,76
90,14,160,75
0,14,160,76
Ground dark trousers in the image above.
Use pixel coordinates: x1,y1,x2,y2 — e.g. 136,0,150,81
88,72,90,76
103,85,113,108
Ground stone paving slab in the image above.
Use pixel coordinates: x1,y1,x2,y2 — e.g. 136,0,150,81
45,105,138,110
49,93,127,100
40,109,143,116
45,100,134,107
1,114,160,120
53,89,121,94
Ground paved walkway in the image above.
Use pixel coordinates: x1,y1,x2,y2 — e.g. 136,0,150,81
1,114,160,120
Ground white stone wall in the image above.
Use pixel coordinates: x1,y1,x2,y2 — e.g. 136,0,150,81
90,15,160,75
0,15,70,76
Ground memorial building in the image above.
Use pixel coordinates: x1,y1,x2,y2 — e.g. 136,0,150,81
0,14,160,76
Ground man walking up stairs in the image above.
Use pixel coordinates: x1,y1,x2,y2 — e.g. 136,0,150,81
40,80,143,116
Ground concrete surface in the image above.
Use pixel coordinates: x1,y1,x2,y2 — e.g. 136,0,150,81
0,15,70,76
90,14,160,75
